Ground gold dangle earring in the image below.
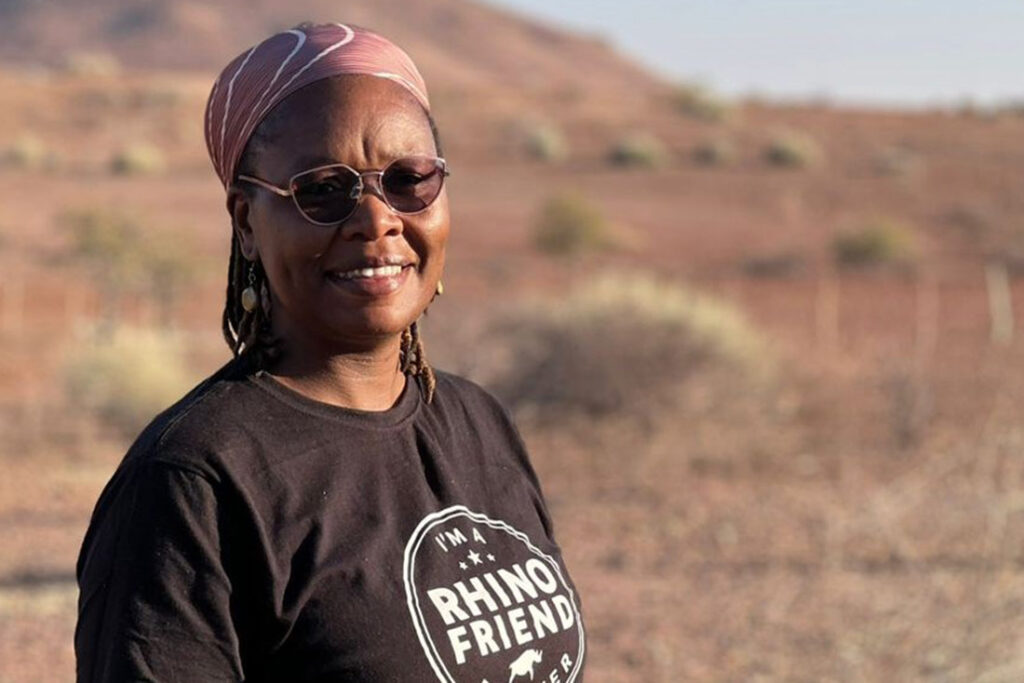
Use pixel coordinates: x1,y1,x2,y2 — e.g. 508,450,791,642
241,262,258,313
433,279,444,301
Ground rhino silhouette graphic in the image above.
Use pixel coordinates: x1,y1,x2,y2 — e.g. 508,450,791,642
508,649,543,682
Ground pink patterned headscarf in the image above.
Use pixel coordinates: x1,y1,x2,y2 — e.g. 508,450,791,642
204,23,431,190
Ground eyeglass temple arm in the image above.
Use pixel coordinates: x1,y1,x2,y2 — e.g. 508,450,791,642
237,174,292,197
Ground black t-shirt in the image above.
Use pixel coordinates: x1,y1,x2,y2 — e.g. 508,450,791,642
75,356,586,682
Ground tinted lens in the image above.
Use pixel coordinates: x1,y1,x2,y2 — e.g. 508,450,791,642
291,166,361,224
381,157,446,213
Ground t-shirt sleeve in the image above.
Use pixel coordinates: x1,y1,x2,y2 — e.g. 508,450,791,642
76,460,243,682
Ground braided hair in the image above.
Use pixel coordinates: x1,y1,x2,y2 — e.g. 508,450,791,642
222,106,442,403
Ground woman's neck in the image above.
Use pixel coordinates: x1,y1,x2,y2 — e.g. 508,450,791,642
265,334,408,412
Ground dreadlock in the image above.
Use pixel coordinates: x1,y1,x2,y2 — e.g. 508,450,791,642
221,99,444,403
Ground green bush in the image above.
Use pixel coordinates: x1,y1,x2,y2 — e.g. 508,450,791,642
672,84,733,123
533,193,615,257
764,131,822,168
487,273,769,418
110,142,166,175
608,132,667,168
64,326,195,437
833,217,918,268
692,138,737,167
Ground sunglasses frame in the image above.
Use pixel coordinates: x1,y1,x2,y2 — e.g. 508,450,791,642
237,155,449,226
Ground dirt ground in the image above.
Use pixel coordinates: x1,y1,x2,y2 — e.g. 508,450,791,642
2,65,1024,682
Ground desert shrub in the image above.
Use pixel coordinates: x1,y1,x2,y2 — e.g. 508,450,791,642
63,51,121,77
110,142,166,175
63,209,146,288
61,208,200,324
608,132,667,168
873,145,923,178
63,326,195,437
1,135,60,171
764,131,822,169
523,123,568,162
833,217,918,269
742,250,808,278
692,137,737,167
487,273,769,419
672,84,733,123
533,192,616,257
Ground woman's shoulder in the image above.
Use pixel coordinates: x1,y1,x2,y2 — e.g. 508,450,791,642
431,369,513,419
121,355,265,479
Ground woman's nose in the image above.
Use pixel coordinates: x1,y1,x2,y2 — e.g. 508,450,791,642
338,181,403,241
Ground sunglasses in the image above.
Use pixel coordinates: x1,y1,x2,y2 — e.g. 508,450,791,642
237,155,449,226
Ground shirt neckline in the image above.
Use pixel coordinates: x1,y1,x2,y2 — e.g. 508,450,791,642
247,365,422,429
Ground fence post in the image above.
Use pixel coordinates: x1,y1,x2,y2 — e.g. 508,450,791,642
985,262,1013,346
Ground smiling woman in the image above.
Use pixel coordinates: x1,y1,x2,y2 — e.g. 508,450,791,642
74,23,586,683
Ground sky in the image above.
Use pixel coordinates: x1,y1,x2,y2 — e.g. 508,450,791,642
485,0,1024,107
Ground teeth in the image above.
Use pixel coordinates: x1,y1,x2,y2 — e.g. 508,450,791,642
335,265,404,280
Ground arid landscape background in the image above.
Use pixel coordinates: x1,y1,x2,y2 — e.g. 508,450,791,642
2,1,1024,681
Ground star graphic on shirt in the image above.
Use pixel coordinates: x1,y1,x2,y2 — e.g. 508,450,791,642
467,550,483,566
486,553,496,562
459,561,468,570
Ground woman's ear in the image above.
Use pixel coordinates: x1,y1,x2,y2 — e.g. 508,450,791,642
227,186,259,261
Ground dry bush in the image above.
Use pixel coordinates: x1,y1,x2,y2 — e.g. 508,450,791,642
671,83,734,123
742,249,808,278
63,51,121,77
1,135,60,171
60,208,201,325
873,145,924,178
532,192,617,257
764,130,823,169
608,132,667,168
485,273,771,421
63,326,195,437
110,142,166,175
692,137,737,167
833,217,918,269
522,122,569,162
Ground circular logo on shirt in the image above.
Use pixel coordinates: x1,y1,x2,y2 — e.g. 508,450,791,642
403,505,585,683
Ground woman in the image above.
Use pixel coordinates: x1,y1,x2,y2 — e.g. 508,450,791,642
75,23,586,683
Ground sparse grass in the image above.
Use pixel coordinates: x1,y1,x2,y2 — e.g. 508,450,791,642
110,142,166,175
62,325,196,437
487,272,770,419
608,131,667,168
532,192,617,257
764,130,823,169
833,217,918,269
671,83,734,123
692,137,738,167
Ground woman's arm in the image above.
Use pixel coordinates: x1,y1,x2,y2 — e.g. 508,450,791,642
76,460,243,682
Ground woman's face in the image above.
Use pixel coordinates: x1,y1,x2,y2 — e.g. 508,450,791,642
229,75,449,355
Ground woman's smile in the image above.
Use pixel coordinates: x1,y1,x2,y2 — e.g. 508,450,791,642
324,262,414,296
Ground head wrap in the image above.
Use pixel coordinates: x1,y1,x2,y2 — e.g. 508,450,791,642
204,23,431,190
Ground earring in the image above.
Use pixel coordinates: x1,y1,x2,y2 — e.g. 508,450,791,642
435,280,444,297
241,262,258,313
